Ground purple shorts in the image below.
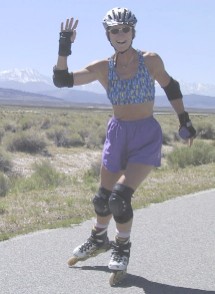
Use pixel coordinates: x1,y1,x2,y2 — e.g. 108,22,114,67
102,116,162,173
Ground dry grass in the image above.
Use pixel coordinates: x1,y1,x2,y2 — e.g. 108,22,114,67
0,106,215,241
1,160,215,241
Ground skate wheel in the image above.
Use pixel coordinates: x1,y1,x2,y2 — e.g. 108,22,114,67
67,256,79,267
109,270,127,286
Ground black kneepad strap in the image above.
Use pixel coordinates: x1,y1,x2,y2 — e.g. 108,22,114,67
163,77,183,101
109,184,134,224
92,187,112,217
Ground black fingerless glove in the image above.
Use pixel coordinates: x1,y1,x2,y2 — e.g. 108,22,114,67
58,31,73,56
178,111,196,139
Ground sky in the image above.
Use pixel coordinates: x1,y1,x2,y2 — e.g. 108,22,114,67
0,0,214,84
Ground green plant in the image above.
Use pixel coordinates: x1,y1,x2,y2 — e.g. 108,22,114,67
86,129,104,149
0,202,7,214
6,131,47,154
0,150,13,173
4,121,17,133
0,172,10,197
196,123,215,140
13,160,67,192
1,107,215,241
162,131,173,145
0,128,4,143
167,140,215,168
47,127,84,147
18,116,35,130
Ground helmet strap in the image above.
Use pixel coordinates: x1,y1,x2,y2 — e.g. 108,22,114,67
113,42,133,67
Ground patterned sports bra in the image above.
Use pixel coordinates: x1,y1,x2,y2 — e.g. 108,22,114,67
106,50,155,105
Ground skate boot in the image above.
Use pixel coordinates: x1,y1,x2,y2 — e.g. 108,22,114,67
67,227,111,266
108,238,131,286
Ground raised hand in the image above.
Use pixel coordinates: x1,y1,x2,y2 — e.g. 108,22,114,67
61,18,79,43
58,18,79,56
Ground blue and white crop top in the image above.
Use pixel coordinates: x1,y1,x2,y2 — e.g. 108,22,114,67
106,50,155,105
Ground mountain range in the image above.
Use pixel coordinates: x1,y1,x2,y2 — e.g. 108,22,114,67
0,68,215,110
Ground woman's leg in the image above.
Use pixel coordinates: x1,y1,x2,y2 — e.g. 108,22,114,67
114,162,153,238
108,163,153,271
100,164,124,190
118,162,153,191
97,162,153,232
96,163,153,247
95,165,123,227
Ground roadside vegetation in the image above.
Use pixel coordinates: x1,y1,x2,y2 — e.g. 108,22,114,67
0,106,215,241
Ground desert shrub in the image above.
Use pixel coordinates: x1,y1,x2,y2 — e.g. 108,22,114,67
0,172,10,197
19,118,34,130
196,123,215,140
88,157,101,178
0,150,13,173
97,125,106,143
4,122,17,133
85,125,106,149
162,131,173,145
31,161,66,188
0,128,5,143
167,140,215,168
17,113,41,131
78,129,90,141
6,131,47,154
47,127,84,147
82,157,101,191
14,161,66,192
0,202,7,214
40,118,52,130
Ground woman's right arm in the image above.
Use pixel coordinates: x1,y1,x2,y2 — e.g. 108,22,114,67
53,17,106,88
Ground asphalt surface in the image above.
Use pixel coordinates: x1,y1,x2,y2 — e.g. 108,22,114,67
0,189,215,294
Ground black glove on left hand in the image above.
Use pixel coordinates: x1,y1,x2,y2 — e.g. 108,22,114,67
178,111,196,139
58,31,73,56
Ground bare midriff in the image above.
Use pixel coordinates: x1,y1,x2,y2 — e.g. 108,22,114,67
112,101,154,121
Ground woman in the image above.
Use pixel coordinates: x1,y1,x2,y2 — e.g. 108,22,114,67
53,7,196,274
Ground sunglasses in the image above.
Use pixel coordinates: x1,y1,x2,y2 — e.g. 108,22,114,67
109,26,131,35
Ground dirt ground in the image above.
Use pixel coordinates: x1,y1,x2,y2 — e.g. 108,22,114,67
11,148,101,177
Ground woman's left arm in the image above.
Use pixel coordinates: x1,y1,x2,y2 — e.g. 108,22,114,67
146,53,196,146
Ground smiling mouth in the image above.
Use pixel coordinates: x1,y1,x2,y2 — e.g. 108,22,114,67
117,41,126,44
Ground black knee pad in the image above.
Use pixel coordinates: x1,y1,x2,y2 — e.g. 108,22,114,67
92,187,112,217
109,184,134,224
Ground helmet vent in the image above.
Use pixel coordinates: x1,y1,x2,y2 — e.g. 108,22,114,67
103,7,137,29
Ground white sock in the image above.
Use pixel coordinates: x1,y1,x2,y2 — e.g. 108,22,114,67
94,221,109,230
116,229,131,239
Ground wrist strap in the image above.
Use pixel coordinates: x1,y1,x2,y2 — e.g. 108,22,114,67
178,111,190,126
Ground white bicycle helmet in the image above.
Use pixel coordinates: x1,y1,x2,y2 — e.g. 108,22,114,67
103,7,137,29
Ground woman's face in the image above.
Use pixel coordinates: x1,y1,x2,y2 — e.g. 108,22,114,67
107,25,133,52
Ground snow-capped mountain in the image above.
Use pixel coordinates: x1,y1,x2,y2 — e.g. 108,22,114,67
180,81,215,97
0,68,215,96
155,81,215,97
0,68,214,109
0,68,51,84
0,68,53,92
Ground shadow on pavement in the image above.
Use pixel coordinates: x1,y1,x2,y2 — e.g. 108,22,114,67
71,266,215,293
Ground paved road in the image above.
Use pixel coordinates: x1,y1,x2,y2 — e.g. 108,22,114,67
0,189,215,294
